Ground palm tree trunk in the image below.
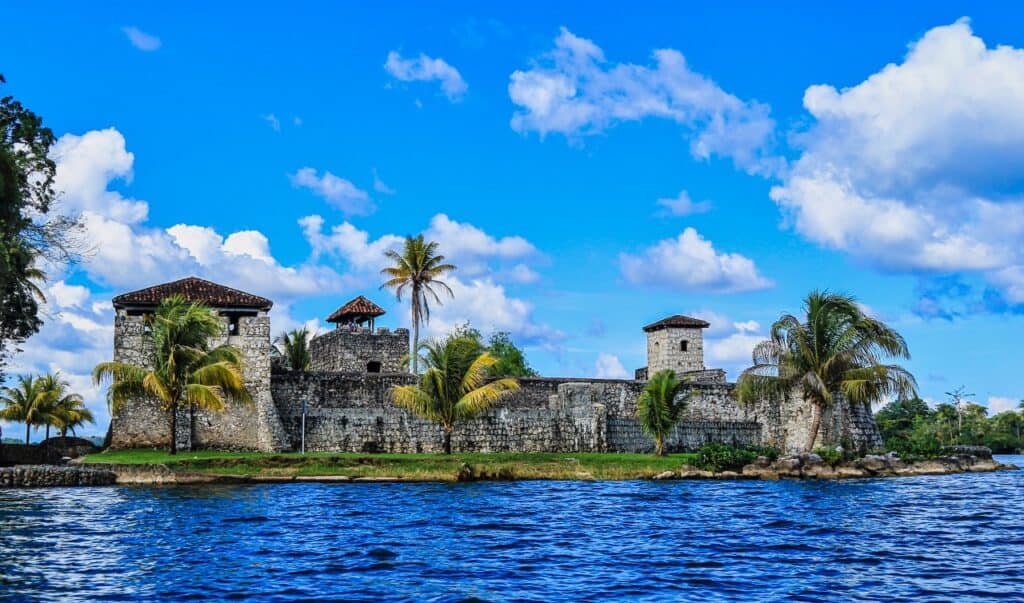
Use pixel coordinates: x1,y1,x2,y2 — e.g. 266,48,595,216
805,402,823,452
412,319,420,374
443,427,452,454
169,408,178,455
45,425,50,441
25,422,30,445
655,438,664,456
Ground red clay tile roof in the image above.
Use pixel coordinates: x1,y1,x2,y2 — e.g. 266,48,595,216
642,315,711,332
326,296,386,323
112,277,273,310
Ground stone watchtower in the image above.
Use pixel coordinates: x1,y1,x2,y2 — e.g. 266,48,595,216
639,314,710,379
309,296,409,373
109,276,289,451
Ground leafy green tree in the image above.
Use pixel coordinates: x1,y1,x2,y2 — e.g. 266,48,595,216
93,295,251,455
0,74,81,380
390,334,519,454
275,327,312,371
487,332,539,377
380,235,455,374
448,324,538,377
0,374,48,443
40,372,93,438
737,291,917,452
636,369,689,456
875,398,933,448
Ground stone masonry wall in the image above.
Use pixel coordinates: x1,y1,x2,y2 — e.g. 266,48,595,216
109,310,289,452
647,327,705,374
309,327,410,373
270,374,769,454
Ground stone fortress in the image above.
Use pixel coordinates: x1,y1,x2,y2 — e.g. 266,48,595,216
109,277,883,455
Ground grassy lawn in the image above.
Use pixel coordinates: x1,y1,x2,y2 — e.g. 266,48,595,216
82,449,699,481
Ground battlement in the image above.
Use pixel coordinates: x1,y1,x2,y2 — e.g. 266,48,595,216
309,326,409,373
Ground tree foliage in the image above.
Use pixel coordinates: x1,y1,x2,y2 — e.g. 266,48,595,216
390,333,519,454
276,327,312,371
380,235,455,374
737,291,917,452
876,396,1024,456
636,369,689,455
0,74,83,379
449,323,538,377
93,295,251,455
0,374,48,443
0,371,91,443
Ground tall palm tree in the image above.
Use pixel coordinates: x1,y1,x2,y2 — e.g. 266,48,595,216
275,327,312,371
737,291,917,452
380,235,455,374
93,295,252,455
390,334,519,454
39,373,93,437
636,369,690,456
0,374,47,443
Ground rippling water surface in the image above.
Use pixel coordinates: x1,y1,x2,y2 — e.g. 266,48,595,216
2,456,1023,602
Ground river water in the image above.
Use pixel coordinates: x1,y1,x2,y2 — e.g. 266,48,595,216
1,456,1022,602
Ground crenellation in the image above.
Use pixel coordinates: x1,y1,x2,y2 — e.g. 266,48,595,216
108,279,884,455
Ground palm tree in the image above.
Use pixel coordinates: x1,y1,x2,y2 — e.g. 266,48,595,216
275,327,312,371
737,291,917,452
0,374,48,443
380,235,455,374
636,369,690,456
390,334,519,454
39,373,93,437
93,295,252,455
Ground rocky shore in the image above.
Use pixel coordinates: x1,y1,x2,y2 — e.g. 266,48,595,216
0,465,117,487
652,447,1017,480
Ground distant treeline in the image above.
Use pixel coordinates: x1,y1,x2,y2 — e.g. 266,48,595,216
875,398,1024,456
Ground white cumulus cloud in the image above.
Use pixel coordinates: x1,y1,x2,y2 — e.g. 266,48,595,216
771,19,1024,308
620,227,772,293
508,27,780,175
121,26,161,51
657,190,712,216
290,167,375,216
986,396,1022,415
595,353,629,379
385,51,468,101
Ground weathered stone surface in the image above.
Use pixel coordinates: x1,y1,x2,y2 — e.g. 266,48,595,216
856,455,890,473
109,310,288,452
106,289,886,455
309,327,409,373
652,470,676,480
0,465,116,487
0,438,99,466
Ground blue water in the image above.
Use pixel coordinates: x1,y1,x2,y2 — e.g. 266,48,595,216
1,457,1022,602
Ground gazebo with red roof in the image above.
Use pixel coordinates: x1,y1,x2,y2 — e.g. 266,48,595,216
326,296,386,330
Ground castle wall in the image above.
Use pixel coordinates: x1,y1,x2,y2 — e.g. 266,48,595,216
109,310,289,452
647,327,705,374
309,327,409,373
269,375,770,454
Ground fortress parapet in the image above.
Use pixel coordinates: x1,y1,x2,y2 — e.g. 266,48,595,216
310,296,409,373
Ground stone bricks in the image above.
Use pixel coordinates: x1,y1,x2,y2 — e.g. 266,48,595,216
109,309,288,452
309,327,409,373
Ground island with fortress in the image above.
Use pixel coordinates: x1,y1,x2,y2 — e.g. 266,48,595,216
107,276,883,456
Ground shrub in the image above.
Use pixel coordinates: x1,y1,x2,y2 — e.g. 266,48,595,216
813,447,843,466
693,443,775,472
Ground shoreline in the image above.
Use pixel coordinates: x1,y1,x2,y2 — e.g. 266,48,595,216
2,451,1017,487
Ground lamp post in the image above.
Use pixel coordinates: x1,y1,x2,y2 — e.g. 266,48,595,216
301,399,307,455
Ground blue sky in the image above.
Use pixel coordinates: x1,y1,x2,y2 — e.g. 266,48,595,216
3,1,1023,438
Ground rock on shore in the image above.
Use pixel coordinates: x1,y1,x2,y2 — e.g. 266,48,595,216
0,465,117,488
659,447,1017,480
